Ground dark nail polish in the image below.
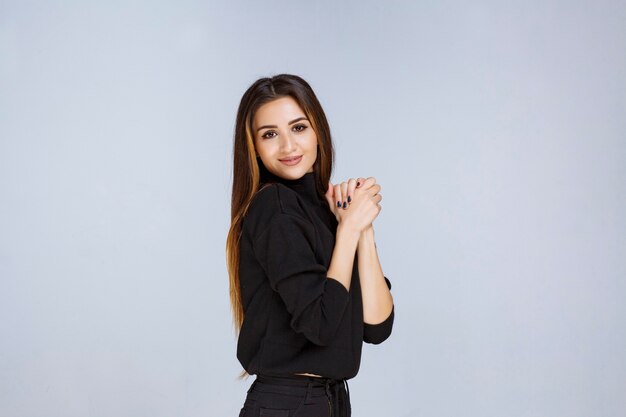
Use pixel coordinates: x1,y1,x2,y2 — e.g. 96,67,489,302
357,182,361,187
342,201,347,209
337,201,341,208
347,196,351,203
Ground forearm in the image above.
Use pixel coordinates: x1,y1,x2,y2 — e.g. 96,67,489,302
327,223,361,291
358,226,394,323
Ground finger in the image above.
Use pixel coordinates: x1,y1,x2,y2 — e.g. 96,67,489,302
325,181,335,211
334,184,342,209
359,177,377,190
356,177,366,188
367,183,382,197
347,178,357,204
325,181,334,198
340,181,349,209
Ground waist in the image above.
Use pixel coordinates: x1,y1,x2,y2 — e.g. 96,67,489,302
250,373,351,416
256,373,345,387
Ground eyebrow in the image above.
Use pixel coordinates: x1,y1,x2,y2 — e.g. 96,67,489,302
256,117,308,132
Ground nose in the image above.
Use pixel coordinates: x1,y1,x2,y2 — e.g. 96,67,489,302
279,131,297,153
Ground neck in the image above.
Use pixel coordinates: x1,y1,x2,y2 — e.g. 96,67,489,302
259,164,321,206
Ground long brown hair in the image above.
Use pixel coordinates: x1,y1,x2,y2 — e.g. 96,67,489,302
226,74,335,332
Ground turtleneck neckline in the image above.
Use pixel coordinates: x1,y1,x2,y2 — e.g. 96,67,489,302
260,165,322,206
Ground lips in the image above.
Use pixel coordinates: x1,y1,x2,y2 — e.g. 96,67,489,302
279,155,303,166
279,155,302,162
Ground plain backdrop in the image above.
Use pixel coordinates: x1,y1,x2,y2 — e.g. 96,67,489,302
1,1,625,416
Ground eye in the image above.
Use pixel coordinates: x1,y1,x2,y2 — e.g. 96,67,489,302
293,124,308,133
261,130,277,139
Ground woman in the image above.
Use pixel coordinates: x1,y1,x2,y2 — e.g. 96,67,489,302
226,74,395,417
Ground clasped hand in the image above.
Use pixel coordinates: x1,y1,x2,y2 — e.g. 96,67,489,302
324,177,382,232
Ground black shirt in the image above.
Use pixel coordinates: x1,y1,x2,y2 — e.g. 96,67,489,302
236,170,394,380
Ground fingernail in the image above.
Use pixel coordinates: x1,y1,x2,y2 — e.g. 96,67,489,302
347,196,351,203
337,201,341,208
342,201,347,209
356,181,361,187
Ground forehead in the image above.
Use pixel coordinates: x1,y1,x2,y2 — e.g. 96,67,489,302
253,96,306,127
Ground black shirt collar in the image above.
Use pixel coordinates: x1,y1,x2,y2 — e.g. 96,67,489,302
259,164,323,207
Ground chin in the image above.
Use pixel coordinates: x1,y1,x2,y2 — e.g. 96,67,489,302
278,169,306,180
270,161,313,180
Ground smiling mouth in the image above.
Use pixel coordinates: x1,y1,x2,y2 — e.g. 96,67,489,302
279,155,303,166
279,156,302,161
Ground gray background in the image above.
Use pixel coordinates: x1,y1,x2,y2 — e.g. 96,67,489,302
1,1,625,416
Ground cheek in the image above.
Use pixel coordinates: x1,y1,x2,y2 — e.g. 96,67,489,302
306,132,318,149
255,141,275,159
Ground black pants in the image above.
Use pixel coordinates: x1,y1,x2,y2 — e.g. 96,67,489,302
239,374,351,417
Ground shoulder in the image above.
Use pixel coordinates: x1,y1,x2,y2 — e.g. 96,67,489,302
248,183,305,216
243,183,310,237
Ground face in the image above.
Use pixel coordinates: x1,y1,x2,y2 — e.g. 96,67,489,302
253,96,318,180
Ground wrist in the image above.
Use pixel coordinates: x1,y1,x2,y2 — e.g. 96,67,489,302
358,224,376,249
337,222,362,240
360,224,374,238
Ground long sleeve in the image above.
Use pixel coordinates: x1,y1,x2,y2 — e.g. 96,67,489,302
363,276,394,344
252,211,351,346
237,175,396,379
